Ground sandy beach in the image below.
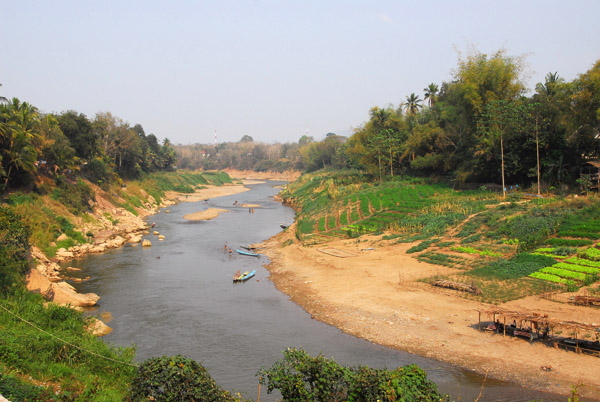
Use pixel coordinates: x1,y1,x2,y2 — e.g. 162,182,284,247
260,226,600,399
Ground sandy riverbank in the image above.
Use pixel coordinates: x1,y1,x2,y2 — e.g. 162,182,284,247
260,226,600,399
165,182,252,203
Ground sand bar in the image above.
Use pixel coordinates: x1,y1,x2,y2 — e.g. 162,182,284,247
165,184,250,203
183,208,228,221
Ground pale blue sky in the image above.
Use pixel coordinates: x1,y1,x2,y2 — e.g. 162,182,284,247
1,0,599,144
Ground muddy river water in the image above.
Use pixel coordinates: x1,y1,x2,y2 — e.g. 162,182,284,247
71,181,567,401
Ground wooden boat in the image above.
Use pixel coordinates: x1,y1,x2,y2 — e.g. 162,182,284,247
236,249,260,257
235,270,256,282
240,245,257,251
233,270,249,282
280,224,289,229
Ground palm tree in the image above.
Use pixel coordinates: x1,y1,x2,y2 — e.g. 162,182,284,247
0,83,7,104
423,83,439,107
536,72,563,98
403,93,423,116
0,98,41,188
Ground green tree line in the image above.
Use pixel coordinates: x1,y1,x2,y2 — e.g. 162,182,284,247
176,49,599,195
0,95,176,190
329,50,600,193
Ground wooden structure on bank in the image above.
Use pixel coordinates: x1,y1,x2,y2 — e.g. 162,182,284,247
580,160,600,191
476,307,600,357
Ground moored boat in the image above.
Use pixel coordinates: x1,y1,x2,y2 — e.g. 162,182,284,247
234,270,256,282
236,249,260,257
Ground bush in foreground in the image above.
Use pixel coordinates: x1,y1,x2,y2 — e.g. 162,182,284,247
258,348,446,402
129,355,244,402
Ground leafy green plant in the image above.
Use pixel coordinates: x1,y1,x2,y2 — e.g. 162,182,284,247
129,355,241,402
548,238,593,247
529,271,575,285
578,247,600,261
539,267,586,281
451,246,502,257
257,348,445,402
469,253,557,280
552,262,599,274
407,239,437,254
565,257,600,268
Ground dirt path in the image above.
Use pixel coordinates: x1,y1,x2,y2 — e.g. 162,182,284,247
260,228,600,399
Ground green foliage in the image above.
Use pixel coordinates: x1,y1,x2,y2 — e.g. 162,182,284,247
129,355,240,402
495,207,561,251
552,262,599,274
469,253,556,280
577,247,600,261
83,157,116,188
417,252,468,268
529,271,575,285
51,178,94,215
0,373,57,401
548,238,593,247
0,290,136,400
565,257,600,268
539,267,587,281
257,348,445,402
0,207,30,292
460,233,482,244
451,246,501,257
406,239,436,254
318,217,326,232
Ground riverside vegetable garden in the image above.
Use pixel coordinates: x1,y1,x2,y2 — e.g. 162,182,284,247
282,170,600,304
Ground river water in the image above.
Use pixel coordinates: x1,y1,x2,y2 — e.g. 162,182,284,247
70,181,567,401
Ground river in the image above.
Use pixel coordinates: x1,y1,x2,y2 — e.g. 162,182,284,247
70,181,566,401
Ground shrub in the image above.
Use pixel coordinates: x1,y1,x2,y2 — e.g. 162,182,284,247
0,207,31,292
83,157,115,188
258,348,445,402
51,178,95,215
129,355,239,402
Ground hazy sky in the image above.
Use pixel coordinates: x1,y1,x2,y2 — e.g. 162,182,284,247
1,1,599,145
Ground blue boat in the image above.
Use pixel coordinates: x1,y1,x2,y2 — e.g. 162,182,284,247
234,270,256,282
236,249,260,257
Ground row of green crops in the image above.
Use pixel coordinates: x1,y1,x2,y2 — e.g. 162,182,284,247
565,257,600,268
539,266,587,281
529,271,576,285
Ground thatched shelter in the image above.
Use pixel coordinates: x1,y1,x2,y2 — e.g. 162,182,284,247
476,307,600,356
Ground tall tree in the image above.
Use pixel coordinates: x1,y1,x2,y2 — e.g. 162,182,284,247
423,83,439,107
403,93,423,116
